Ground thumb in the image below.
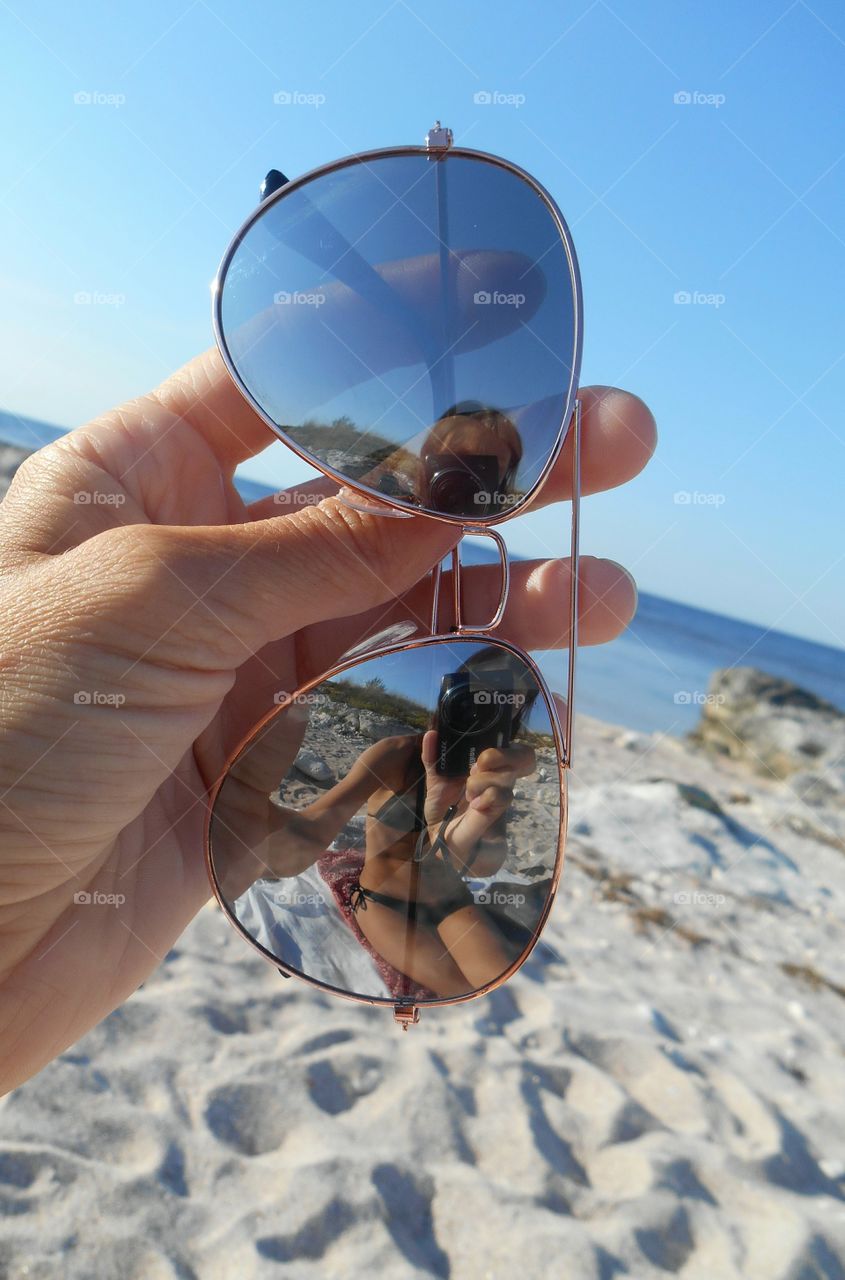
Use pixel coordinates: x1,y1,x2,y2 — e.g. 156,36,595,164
89,495,458,669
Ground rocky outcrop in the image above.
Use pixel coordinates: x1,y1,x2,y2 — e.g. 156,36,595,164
690,666,845,796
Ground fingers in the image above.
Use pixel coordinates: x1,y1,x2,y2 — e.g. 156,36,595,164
243,383,657,518
448,802,503,855
421,729,438,770
152,347,278,473
533,385,657,505
184,546,636,769
88,495,458,670
291,556,637,687
465,746,535,814
221,553,637,743
152,339,656,503
431,555,638,649
469,744,536,786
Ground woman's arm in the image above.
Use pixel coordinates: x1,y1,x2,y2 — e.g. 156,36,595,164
263,734,420,875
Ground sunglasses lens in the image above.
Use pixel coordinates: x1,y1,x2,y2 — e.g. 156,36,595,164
217,152,579,518
208,640,562,1004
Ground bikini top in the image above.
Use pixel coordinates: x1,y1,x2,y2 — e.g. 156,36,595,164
369,769,427,835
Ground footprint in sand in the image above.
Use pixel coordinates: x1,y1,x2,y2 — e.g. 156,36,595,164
306,1054,384,1115
0,1146,83,1220
570,1033,707,1134
204,1082,290,1156
194,1001,249,1036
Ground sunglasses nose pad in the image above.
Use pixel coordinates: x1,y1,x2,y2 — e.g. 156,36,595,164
335,487,416,519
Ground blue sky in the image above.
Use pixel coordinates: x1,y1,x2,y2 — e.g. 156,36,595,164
1,0,843,647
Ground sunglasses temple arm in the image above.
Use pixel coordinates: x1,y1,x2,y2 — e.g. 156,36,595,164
431,156,456,411
564,396,582,768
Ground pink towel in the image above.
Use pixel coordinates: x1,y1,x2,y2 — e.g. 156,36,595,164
317,848,436,1002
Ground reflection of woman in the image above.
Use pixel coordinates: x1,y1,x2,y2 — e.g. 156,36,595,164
366,401,523,515
421,400,523,510
265,729,535,999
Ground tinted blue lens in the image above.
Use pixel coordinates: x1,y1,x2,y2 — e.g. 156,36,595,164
218,153,580,518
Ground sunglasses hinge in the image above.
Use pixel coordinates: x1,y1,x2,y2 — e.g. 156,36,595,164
394,1003,420,1029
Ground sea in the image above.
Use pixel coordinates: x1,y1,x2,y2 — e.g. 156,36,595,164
2,407,842,739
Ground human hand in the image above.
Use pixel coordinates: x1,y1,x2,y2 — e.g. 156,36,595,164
0,348,654,1090
418,735,535,872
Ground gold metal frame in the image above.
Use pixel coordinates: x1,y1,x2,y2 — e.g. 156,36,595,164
211,140,583,530
205,130,583,1026
205,632,570,1026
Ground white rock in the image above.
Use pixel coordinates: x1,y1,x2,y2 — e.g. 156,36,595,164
293,747,335,786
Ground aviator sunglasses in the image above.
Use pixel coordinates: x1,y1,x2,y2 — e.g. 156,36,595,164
205,123,583,1028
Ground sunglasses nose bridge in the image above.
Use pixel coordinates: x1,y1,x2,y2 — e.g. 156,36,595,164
431,527,509,636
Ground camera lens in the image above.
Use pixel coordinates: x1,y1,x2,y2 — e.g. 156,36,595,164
428,466,486,515
439,684,500,734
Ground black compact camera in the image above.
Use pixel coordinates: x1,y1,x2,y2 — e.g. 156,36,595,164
424,453,502,517
434,670,534,777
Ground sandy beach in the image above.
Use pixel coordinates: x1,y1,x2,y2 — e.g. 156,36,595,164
2,441,845,1278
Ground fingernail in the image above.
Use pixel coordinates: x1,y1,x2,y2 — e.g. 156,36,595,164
603,559,638,613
